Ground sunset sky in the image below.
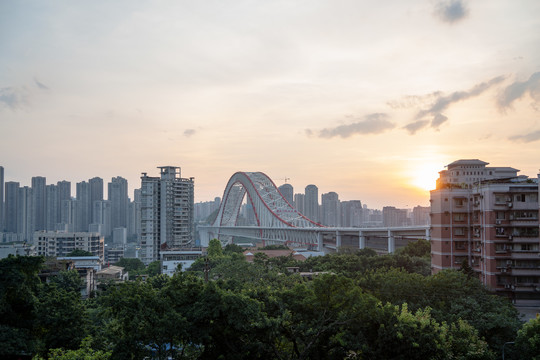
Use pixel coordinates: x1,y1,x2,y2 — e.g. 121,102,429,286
1,0,539,209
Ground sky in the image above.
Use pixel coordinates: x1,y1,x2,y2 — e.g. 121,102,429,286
1,0,539,210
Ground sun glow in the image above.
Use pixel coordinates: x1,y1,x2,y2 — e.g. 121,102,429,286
411,164,441,191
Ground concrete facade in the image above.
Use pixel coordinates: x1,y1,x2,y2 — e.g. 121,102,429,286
430,159,540,305
140,166,194,264
35,231,105,263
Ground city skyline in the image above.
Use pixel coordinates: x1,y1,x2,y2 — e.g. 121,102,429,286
1,1,540,209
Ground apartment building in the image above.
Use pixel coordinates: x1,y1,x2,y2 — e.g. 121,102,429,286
140,166,194,264
35,231,105,263
430,159,540,304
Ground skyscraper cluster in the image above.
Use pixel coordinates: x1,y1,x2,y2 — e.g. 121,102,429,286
0,165,140,243
278,182,427,228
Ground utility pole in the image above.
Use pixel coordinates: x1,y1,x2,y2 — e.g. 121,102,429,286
204,256,209,283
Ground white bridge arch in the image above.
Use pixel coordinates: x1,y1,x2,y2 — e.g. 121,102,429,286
198,172,430,250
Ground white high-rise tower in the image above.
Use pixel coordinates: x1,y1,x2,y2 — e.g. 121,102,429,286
140,166,194,264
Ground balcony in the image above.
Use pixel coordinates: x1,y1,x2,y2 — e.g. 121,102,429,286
511,202,539,210
511,220,539,226
510,251,540,259
507,268,540,275
511,236,540,242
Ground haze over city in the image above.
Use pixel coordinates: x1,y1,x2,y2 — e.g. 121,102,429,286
1,1,539,209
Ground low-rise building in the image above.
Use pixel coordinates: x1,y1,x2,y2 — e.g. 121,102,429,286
96,265,129,282
160,248,205,276
57,256,101,297
35,231,104,262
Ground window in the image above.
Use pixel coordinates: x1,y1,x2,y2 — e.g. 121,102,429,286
454,227,465,236
453,213,465,221
515,194,526,202
454,198,465,207
496,212,505,220
495,195,506,204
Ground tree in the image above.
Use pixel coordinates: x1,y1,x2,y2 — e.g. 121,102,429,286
514,316,540,360
35,283,88,356
48,270,83,293
114,258,145,273
99,280,187,360
66,249,94,257
34,336,111,360
223,243,244,255
0,255,43,358
207,238,223,258
368,304,493,360
459,258,476,279
398,239,431,258
146,260,161,277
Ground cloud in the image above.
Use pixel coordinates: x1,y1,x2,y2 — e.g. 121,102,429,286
497,72,540,110
508,130,540,143
434,0,469,24
184,129,196,137
0,86,29,111
386,92,442,110
310,113,395,139
431,113,448,128
405,76,506,132
34,78,50,90
403,120,430,135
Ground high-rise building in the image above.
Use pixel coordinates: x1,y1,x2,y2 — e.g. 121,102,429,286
60,198,76,231
382,206,409,227
430,159,539,305
18,186,34,242
278,183,294,205
304,185,319,223
45,184,58,230
76,181,90,232
31,176,46,231
0,166,4,231
412,205,430,226
140,166,194,264
4,182,19,233
321,191,340,226
89,177,103,226
92,200,111,236
294,193,305,214
341,200,363,227
194,197,221,222
57,181,71,225
108,177,128,230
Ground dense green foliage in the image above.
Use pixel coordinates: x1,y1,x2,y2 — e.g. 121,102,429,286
0,249,537,359
66,249,94,257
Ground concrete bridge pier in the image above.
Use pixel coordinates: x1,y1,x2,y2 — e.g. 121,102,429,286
387,230,395,254
359,231,365,249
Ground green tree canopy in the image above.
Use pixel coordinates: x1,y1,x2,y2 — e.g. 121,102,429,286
514,316,540,360
207,238,223,258
66,249,94,257
114,258,145,272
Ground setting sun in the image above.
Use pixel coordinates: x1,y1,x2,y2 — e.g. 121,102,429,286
411,164,441,191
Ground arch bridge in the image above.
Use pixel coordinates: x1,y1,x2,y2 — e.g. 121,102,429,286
198,172,430,252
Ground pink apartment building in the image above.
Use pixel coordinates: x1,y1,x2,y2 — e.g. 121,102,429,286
430,159,540,305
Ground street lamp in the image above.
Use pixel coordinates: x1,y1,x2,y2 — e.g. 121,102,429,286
502,341,514,360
